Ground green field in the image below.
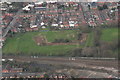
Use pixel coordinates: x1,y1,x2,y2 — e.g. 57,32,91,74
85,28,118,47
3,30,80,55
40,30,78,42
85,32,94,47
3,28,118,56
101,28,118,41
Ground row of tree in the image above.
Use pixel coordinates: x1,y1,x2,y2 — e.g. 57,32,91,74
53,38,71,43
97,4,108,11
67,27,118,58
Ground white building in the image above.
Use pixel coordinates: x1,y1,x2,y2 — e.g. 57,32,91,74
52,23,58,27
30,25,37,28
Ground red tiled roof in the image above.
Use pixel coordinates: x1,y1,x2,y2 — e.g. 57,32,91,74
2,69,9,73
64,24,69,27
75,24,78,26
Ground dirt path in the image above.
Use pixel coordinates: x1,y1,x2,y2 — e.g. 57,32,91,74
33,33,88,46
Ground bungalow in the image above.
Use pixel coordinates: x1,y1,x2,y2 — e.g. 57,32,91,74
30,25,37,28
51,23,58,27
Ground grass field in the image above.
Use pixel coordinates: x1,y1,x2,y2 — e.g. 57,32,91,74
3,30,80,55
40,30,78,42
85,28,118,47
101,28,118,42
85,32,94,47
3,28,118,55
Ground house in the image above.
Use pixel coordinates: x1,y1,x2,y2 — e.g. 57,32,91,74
69,21,75,28
8,59,14,61
51,23,58,27
64,24,69,28
35,7,46,11
32,27,38,31
29,25,38,31
42,26,46,29
10,68,23,73
11,28,18,33
2,59,6,61
74,24,79,28
88,21,96,27
35,2,43,5
30,25,37,28
22,6,30,11
106,2,117,9
90,2,97,10
2,69,9,73
0,37,5,42
25,27,31,32
41,22,45,26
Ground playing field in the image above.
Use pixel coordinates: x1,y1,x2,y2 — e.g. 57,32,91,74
3,28,118,55
3,30,81,55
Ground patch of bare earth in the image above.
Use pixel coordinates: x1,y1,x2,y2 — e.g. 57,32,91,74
34,33,88,46
34,35,47,45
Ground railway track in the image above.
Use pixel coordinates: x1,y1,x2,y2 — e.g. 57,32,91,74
2,56,119,78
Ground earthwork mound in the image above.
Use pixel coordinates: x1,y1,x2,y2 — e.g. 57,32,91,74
34,35,47,45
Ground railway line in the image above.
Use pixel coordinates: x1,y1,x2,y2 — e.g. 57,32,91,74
3,56,118,68
2,56,119,78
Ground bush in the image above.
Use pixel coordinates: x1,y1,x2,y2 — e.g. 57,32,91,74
103,4,108,9
79,26,91,33
97,6,104,10
81,47,98,57
68,48,83,57
99,39,118,58
77,32,82,40
53,38,71,43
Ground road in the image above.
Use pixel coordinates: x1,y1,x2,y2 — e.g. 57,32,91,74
2,9,23,37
